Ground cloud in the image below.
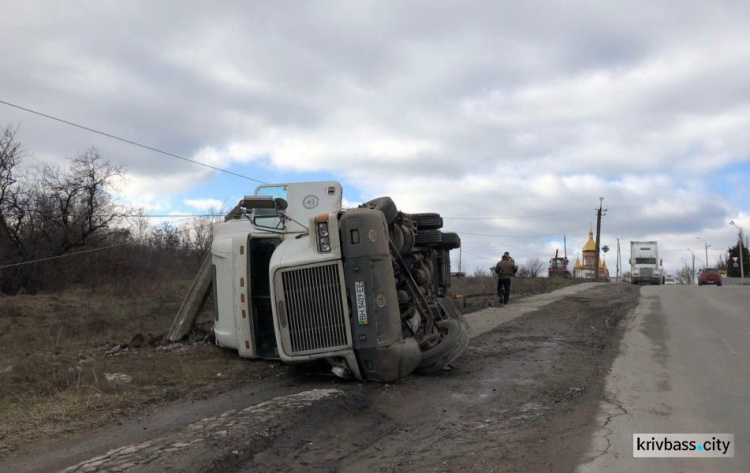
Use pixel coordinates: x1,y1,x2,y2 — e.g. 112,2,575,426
184,198,225,211
2,0,750,274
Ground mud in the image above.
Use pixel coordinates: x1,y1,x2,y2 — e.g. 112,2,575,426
207,283,638,472
2,283,639,472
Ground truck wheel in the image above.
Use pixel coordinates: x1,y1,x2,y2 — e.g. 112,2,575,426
417,319,469,374
411,213,443,230
415,229,442,246
401,224,415,253
441,232,461,250
363,197,398,225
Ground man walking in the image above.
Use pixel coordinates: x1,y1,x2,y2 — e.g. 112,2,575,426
494,252,518,306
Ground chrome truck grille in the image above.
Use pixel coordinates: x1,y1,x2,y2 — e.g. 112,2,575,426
641,268,653,277
278,262,350,355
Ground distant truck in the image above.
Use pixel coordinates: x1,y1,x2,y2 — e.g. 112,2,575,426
210,181,467,383
548,249,571,278
629,241,664,285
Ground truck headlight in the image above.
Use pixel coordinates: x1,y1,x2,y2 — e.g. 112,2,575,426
316,218,331,252
319,236,331,252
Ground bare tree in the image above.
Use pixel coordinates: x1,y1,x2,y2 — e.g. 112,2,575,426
129,207,150,244
149,222,182,253
32,148,126,254
0,125,27,265
0,126,22,207
517,257,546,278
716,254,728,272
183,206,224,259
0,136,126,293
676,265,693,285
473,266,490,277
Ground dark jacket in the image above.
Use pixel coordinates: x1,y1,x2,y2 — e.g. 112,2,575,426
495,258,518,279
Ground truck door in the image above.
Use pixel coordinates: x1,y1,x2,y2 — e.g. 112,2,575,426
249,237,281,357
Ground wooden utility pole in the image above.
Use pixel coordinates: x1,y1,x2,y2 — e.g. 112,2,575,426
593,197,607,280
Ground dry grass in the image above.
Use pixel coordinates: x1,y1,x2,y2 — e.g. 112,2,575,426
0,273,586,457
0,281,277,457
451,275,586,312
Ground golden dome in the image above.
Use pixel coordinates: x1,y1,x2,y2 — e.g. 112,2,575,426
582,228,597,252
574,257,582,269
601,258,607,269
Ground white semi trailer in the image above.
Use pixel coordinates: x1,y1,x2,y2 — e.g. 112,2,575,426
211,181,467,382
630,241,664,285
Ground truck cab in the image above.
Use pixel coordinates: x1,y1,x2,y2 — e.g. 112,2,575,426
630,241,663,285
211,182,467,382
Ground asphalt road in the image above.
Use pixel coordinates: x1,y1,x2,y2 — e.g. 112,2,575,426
578,284,750,472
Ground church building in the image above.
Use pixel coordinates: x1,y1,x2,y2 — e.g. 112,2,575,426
573,227,609,280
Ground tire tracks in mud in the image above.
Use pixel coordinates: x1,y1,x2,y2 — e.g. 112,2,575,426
5,283,639,473
223,283,640,473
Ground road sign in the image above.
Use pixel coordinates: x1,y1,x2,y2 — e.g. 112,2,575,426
732,256,739,262
734,262,740,268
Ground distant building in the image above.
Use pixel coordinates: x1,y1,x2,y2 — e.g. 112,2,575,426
573,227,609,280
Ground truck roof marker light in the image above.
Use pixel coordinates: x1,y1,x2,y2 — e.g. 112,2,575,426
245,340,250,349
315,213,328,223
240,277,245,287
241,293,245,303
240,246,244,255
242,309,247,319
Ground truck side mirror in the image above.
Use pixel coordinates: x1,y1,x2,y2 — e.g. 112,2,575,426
274,198,289,211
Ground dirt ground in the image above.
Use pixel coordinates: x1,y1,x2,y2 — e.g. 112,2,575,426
0,281,279,458
1,282,639,472
451,276,585,313
211,283,639,473
0,274,577,459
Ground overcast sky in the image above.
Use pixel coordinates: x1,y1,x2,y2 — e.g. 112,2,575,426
2,1,749,276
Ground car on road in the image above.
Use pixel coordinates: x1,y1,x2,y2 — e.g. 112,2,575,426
664,276,676,285
698,267,722,286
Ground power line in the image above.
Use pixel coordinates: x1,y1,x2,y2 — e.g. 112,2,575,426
22,210,227,219
0,218,219,270
30,213,227,219
0,244,126,269
462,250,498,262
0,99,266,184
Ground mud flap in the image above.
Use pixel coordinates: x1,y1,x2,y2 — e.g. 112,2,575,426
356,338,422,383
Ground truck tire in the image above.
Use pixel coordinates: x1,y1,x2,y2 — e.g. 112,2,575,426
415,229,442,246
411,213,443,230
363,197,398,225
401,224,415,253
441,232,460,250
417,319,469,374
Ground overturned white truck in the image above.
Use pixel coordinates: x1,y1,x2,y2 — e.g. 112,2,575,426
211,181,468,382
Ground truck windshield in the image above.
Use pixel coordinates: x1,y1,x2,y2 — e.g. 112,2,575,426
254,185,288,229
635,257,657,264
